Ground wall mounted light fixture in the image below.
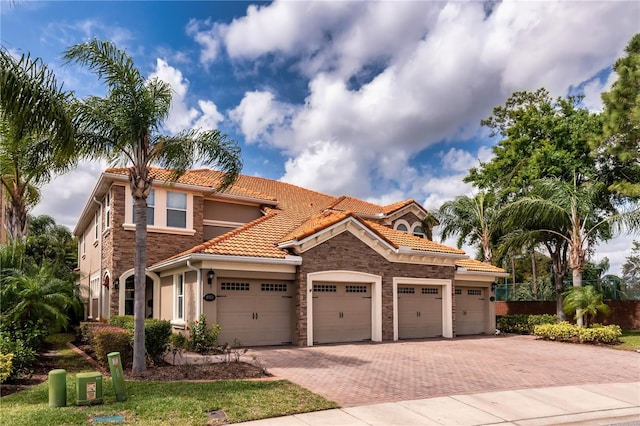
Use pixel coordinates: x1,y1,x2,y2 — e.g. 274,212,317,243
207,269,215,287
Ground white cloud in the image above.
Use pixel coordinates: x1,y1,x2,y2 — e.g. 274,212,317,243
186,18,221,65
582,71,618,112
149,59,224,134
229,91,294,143
32,160,107,231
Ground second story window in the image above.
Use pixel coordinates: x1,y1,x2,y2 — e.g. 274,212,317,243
132,189,155,225
105,191,111,229
167,191,187,228
94,212,99,241
412,225,425,238
396,223,408,233
82,232,86,254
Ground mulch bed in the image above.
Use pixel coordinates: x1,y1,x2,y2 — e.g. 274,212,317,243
1,341,271,398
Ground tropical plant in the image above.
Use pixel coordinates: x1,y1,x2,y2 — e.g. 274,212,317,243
622,240,640,299
0,49,74,155
437,191,498,263
562,285,611,327
499,177,639,322
0,265,82,332
64,39,242,372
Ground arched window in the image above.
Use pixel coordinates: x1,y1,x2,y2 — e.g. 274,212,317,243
412,225,425,238
396,223,408,233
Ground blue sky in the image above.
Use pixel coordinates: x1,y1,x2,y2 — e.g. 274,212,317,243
2,1,638,275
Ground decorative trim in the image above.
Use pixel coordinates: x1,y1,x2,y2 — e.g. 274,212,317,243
122,223,196,236
202,219,245,228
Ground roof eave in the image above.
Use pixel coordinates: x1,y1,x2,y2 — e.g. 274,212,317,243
149,252,303,272
396,245,468,259
456,268,509,277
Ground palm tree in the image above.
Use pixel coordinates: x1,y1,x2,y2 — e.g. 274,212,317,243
562,285,610,327
500,177,640,324
437,191,498,264
0,50,76,239
64,39,242,373
0,49,74,159
0,118,73,239
0,265,82,332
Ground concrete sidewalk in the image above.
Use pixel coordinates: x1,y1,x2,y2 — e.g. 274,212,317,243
237,382,640,425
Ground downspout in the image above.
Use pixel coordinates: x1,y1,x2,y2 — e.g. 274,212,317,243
186,260,202,318
92,197,103,319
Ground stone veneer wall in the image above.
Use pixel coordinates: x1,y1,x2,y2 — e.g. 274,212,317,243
294,231,455,346
107,184,204,316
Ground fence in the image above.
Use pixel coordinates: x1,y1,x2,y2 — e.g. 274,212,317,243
495,300,640,330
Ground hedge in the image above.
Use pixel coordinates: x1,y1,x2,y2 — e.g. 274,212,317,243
533,322,622,344
497,314,557,334
107,315,171,364
92,326,132,367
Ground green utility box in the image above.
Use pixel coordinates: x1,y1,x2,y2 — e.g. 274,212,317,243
107,352,127,402
76,372,103,406
48,369,67,407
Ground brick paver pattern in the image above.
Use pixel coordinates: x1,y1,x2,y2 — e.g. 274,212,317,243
250,335,640,407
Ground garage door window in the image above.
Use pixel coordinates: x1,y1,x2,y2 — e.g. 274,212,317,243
221,282,250,291
261,283,287,292
455,288,462,295
468,289,482,295
422,287,439,294
313,284,336,292
346,285,367,293
398,287,415,294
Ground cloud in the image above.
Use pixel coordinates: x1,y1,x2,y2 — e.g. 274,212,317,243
186,18,221,65
149,59,224,134
229,91,295,143
223,1,638,207
32,160,107,231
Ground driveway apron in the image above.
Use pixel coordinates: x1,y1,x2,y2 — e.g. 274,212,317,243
249,335,640,407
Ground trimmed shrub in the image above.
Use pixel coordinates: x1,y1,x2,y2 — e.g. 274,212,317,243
144,319,172,364
78,321,110,345
0,353,14,383
108,315,134,331
92,326,132,367
534,322,622,344
577,324,621,344
497,314,556,334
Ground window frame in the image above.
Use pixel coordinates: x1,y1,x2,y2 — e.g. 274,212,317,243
166,191,187,229
105,191,111,229
174,273,185,321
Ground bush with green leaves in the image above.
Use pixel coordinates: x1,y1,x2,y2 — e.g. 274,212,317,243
92,326,132,368
0,332,37,381
534,322,621,344
187,315,220,354
144,319,172,364
496,314,556,334
108,315,134,330
0,353,13,383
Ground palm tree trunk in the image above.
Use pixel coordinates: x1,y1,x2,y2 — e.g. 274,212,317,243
549,246,567,321
132,195,147,373
573,268,584,326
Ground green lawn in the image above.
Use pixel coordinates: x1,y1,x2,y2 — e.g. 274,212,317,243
616,330,640,351
1,334,337,425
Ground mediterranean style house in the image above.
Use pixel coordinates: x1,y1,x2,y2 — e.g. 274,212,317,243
74,168,506,346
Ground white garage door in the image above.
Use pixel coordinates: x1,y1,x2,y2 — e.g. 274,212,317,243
398,286,443,339
455,287,487,335
313,282,372,344
217,280,293,346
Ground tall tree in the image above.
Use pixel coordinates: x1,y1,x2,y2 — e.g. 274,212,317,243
0,49,74,150
466,89,604,319
597,33,640,198
499,177,639,324
0,118,71,238
64,39,242,373
437,192,498,264
0,51,75,239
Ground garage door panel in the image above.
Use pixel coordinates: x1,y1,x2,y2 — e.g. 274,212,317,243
398,286,443,339
217,280,293,346
455,287,486,336
313,282,372,344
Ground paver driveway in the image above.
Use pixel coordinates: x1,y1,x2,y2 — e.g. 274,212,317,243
250,335,640,407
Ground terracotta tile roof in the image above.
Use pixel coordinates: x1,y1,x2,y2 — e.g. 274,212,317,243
456,258,506,273
365,221,466,255
282,210,352,242
383,199,419,215
326,196,384,216
106,167,466,261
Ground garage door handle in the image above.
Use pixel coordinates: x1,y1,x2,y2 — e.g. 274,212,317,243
252,312,255,320
256,312,259,320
